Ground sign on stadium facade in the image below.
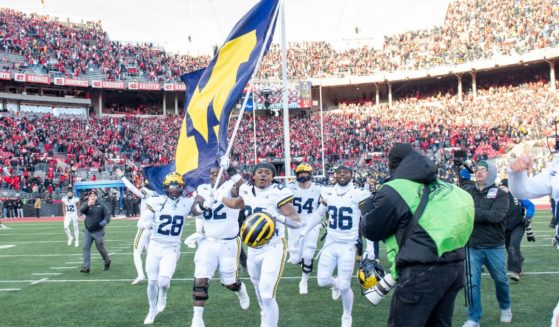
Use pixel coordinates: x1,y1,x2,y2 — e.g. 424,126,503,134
91,80,126,89
0,72,10,80
163,83,186,91
14,73,51,85
128,82,162,91
54,77,89,88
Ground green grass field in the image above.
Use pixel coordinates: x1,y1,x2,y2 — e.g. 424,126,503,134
1,210,558,327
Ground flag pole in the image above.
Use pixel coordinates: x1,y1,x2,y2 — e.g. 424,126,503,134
280,0,292,177
212,3,280,192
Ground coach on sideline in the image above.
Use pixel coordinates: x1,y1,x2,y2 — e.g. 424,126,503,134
79,191,112,273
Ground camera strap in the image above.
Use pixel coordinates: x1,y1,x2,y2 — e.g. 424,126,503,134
399,184,430,251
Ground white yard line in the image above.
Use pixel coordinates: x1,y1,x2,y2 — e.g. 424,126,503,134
32,273,61,276
30,278,49,285
50,267,77,269
0,288,21,291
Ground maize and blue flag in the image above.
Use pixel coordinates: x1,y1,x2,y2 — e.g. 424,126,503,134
144,0,279,194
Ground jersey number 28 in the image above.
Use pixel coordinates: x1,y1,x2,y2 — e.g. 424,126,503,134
157,215,184,236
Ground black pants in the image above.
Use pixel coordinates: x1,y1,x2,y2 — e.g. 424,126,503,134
388,261,464,327
505,224,525,273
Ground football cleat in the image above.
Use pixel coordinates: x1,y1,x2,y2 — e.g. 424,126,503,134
299,280,308,295
74,239,79,247
331,278,341,301
144,310,158,325
156,296,167,313
191,317,205,327
341,314,352,327
67,237,73,246
236,282,250,310
131,277,145,286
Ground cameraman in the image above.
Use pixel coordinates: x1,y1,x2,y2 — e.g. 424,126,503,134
360,143,474,327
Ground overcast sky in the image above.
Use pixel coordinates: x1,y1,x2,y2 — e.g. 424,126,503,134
0,0,452,55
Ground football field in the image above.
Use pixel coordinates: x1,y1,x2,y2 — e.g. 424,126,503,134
1,211,558,326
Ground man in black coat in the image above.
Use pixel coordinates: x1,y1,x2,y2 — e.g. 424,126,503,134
79,191,112,273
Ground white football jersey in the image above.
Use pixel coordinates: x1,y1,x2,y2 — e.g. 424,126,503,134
197,180,240,239
287,182,322,222
320,185,370,242
62,197,79,216
143,195,194,246
239,183,294,243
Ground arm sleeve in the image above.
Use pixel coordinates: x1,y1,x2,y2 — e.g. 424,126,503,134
121,176,145,199
138,201,155,229
508,168,552,200
520,199,535,219
474,191,509,224
299,204,327,235
101,204,112,225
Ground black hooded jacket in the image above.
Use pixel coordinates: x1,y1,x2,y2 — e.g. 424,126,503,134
360,147,467,269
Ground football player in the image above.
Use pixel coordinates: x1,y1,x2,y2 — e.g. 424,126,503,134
184,166,249,327
219,162,302,327
61,190,80,247
116,168,156,286
286,163,323,295
297,166,372,327
139,172,196,325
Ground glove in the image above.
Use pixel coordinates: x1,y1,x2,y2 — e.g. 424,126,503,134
99,220,108,227
202,193,216,210
362,251,375,261
184,232,205,248
219,156,230,170
355,238,363,257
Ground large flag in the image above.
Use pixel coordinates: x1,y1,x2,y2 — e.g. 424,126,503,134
145,0,279,194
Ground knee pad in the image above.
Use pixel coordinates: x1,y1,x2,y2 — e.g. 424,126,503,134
223,280,241,292
158,276,171,290
192,279,209,301
301,259,313,274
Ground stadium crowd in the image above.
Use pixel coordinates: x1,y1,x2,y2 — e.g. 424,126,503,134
0,80,556,195
1,0,558,81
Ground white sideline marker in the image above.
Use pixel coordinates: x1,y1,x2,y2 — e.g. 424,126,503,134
0,288,21,291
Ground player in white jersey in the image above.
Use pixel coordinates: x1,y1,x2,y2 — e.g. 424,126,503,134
183,166,250,327
139,172,196,325
220,162,302,327
116,168,156,286
286,163,324,295
298,166,372,327
61,191,80,247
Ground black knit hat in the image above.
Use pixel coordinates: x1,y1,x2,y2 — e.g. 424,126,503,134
388,143,413,172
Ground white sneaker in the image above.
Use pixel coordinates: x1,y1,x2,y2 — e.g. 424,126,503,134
500,308,512,323
331,278,341,301
191,317,205,327
156,296,167,313
236,282,250,310
67,237,73,246
144,310,157,325
299,279,308,295
131,276,145,286
462,320,480,327
341,314,352,327
74,239,79,247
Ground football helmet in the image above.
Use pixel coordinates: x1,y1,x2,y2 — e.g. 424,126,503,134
240,211,276,248
295,163,313,183
357,258,386,290
163,172,184,199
